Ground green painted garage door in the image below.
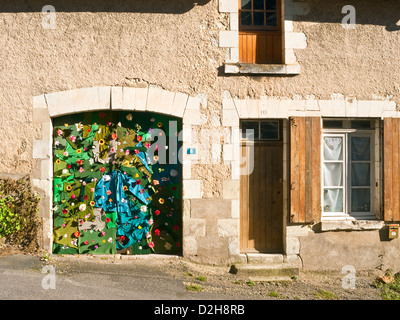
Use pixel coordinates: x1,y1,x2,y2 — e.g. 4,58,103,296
52,111,182,255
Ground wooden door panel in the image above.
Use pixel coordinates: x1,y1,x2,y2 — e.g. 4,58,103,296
240,142,283,253
239,32,282,64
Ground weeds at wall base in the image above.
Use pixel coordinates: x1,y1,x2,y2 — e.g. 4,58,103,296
0,176,42,255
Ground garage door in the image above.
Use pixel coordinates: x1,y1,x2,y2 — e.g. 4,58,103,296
52,111,182,255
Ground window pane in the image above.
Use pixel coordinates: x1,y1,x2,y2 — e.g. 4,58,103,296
265,0,276,10
323,120,343,129
351,120,373,129
324,163,343,186
351,163,370,186
254,12,265,26
241,0,252,10
241,121,259,139
351,137,370,161
351,189,370,212
266,13,277,26
240,11,252,26
324,136,343,160
324,189,343,212
260,121,279,140
254,0,264,10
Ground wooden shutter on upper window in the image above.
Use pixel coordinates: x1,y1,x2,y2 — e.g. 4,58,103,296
383,118,400,222
290,117,322,223
239,0,283,64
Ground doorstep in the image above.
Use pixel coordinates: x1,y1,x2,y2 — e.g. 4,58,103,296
230,253,300,282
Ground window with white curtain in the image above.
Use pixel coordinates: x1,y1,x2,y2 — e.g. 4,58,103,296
322,119,378,220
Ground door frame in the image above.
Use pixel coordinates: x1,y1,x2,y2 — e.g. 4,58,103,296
239,119,288,254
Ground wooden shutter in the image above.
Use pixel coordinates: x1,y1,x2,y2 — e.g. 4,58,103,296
290,117,322,223
384,118,400,222
239,32,283,64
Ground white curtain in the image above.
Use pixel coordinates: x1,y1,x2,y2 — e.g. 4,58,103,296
324,189,343,212
324,163,343,186
323,136,344,212
351,163,370,186
324,137,343,160
351,137,370,161
351,189,370,212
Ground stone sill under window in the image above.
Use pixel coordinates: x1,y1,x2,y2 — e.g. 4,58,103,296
224,63,300,75
320,220,384,232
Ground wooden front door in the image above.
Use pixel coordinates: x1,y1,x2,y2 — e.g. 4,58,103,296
240,140,284,253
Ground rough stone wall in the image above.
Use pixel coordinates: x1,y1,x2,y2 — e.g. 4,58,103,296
2,0,400,174
1,0,400,265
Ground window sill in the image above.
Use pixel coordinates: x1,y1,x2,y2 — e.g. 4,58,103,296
224,63,300,75
320,220,384,232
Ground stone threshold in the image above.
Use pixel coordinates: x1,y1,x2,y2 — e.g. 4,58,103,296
224,63,300,75
230,253,300,282
320,220,385,232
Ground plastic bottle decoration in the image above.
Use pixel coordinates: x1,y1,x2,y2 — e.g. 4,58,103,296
52,111,182,255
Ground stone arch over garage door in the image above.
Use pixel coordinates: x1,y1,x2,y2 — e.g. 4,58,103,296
32,85,201,256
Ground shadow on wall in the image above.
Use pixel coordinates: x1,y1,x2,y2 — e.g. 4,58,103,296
290,0,400,32
0,0,398,30
0,0,212,13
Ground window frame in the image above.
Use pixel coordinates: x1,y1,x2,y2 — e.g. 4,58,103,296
240,119,281,141
239,0,282,32
321,119,379,221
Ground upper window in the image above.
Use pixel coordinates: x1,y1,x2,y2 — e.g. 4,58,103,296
239,0,282,64
239,0,280,30
322,119,379,221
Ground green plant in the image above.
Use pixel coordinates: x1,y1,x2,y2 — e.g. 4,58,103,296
246,280,255,287
314,289,338,300
0,197,24,237
0,176,41,252
186,283,204,292
41,251,51,262
375,270,400,300
196,275,207,282
269,291,280,298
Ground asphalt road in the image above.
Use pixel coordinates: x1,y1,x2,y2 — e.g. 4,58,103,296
0,254,243,301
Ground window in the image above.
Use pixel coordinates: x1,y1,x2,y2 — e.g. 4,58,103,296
241,120,280,140
240,0,279,29
322,119,379,221
239,0,282,64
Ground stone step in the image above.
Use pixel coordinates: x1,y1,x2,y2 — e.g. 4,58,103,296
229,263,300,282
245,253,284,264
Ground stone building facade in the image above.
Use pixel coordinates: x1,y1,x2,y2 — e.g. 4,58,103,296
1,0,400,271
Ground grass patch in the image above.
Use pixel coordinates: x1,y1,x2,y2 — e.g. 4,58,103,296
314,289,338,300
196,275,207,282
186,283,204,292
375,269,400,300
269,291,281,298
246,280,255,287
